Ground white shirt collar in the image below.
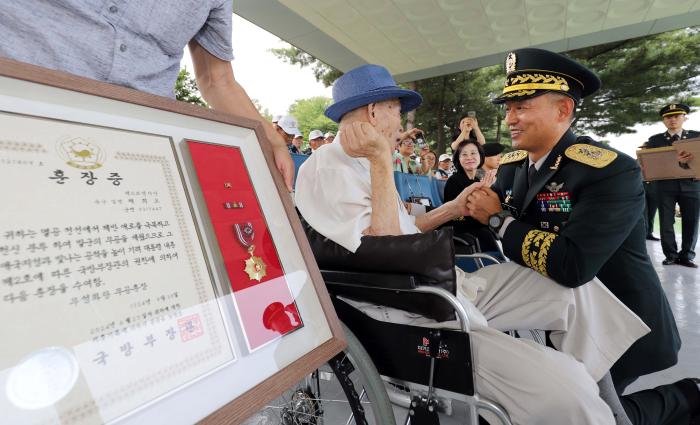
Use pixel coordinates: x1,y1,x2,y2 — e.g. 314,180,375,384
528,151,552,171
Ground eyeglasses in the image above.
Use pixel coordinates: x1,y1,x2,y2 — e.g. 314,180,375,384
401,141,414,146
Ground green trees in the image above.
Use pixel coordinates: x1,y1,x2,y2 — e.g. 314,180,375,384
273,28,700,153
288,96,338,142
174,67,207,107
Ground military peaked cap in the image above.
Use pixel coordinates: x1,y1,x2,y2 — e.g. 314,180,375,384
492,48,601,104
659,103,690,117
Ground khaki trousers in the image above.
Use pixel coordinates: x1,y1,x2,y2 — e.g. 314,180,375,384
344,262,650,425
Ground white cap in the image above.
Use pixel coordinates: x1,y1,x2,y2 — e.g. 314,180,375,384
309,129,324,140
293,131,303,138
324,131,335,138
277,115,300,136
439,153,452,162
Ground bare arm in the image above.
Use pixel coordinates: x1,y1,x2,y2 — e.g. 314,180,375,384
189,41,294,191
341,122,401,236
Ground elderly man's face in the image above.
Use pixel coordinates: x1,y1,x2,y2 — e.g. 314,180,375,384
663,113,686,132
371,100,402,147
325,135,335,144
439,159,451,170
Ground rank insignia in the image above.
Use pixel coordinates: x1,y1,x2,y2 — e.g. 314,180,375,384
549,155,562,170
540,221,549,229
506,52,517,74
565,144,617,168
545,181,564,192
500,150,528,165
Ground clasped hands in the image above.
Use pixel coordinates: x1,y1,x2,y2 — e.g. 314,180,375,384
451,169,503,224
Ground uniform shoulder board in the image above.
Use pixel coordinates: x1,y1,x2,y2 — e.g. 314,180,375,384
564,144,617,168
500,150,528,165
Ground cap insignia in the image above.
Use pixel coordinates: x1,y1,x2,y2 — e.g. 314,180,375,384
564,144,617,168
670,104,677,110
500,150,528,165
506,52,517,74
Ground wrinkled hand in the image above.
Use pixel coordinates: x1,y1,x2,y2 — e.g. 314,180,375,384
448,170,496,217
467,187,502,224
678,150,694,164
341,121,390,160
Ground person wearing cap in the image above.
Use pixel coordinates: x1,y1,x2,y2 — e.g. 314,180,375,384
292,132,303,154
324,131,336,144
481,143,506,172
296,63,650,425
466,48,693,425
436,153,453,179
304,129,325,155
642,103,700,268
276,115,302,155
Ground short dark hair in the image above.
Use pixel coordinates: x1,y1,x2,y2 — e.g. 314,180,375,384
452,139,485,174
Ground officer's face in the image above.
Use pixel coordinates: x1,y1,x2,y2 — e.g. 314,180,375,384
504,95,566,151
663,114,686,132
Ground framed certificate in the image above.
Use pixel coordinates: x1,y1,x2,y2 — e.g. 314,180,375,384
0,58,344,424
636,146,696,181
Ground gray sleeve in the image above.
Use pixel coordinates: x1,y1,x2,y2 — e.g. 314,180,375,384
193,0,234,61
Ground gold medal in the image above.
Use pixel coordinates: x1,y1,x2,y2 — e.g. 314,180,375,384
234,223,267,282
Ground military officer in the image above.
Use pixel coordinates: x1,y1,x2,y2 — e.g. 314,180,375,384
466,48,697,425
643,103,699,268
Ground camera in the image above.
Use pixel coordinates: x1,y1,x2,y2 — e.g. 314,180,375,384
467,111,476,118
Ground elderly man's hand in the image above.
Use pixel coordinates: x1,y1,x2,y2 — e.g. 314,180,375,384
341,121,390,161
449,171,497,217
678,150,694,164
467,187,502,224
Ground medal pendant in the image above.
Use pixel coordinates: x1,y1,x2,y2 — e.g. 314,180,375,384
244,244,267,282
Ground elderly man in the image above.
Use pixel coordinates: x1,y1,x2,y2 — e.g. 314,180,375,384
466,48,696,425
275,115,301,155
296,64,650,425
323,131,336,144
643,103,700,268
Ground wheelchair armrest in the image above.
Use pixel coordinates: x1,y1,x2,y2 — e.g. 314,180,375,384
321,269,418,290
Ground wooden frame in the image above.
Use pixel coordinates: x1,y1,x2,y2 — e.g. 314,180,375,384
636,145,696,181
0,58,344,424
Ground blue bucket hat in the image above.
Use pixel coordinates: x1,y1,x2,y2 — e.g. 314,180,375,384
324,64,422,123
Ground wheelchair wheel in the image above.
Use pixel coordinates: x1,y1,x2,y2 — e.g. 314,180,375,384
247,324,395,424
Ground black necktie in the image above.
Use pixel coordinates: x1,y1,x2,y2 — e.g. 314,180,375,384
528,163,537,187
671,134,680,143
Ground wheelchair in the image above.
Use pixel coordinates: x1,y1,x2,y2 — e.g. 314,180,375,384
250,223,513,425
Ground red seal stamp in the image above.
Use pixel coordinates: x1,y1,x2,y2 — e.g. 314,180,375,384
178,314,204,342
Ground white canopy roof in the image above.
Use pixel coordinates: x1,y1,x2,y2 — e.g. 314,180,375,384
234,0,700,82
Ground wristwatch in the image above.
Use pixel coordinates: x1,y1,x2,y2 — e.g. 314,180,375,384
488,210,512,235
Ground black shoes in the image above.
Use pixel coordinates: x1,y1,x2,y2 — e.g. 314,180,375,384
645,234,660,241
662,258,677,265
678,259,699,268
662,257,699,268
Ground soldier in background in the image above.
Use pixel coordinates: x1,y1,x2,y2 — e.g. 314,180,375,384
643,103,700,268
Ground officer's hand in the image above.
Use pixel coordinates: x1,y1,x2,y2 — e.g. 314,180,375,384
450,181,489,217
467,187,502,224
341,122,390,161
678,150,693,164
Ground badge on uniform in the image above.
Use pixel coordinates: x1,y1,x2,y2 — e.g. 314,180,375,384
537,183,571,213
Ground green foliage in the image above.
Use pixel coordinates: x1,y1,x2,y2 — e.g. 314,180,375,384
271,28,700,153
270,47,343,87
174,67,207,107
288,97,338,144
568,28,700,136
252,99,272,122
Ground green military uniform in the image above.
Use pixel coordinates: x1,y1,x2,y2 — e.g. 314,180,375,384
643,103,700,267
490,48,696,425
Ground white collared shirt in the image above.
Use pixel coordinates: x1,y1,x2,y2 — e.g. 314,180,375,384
295,134,420,253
